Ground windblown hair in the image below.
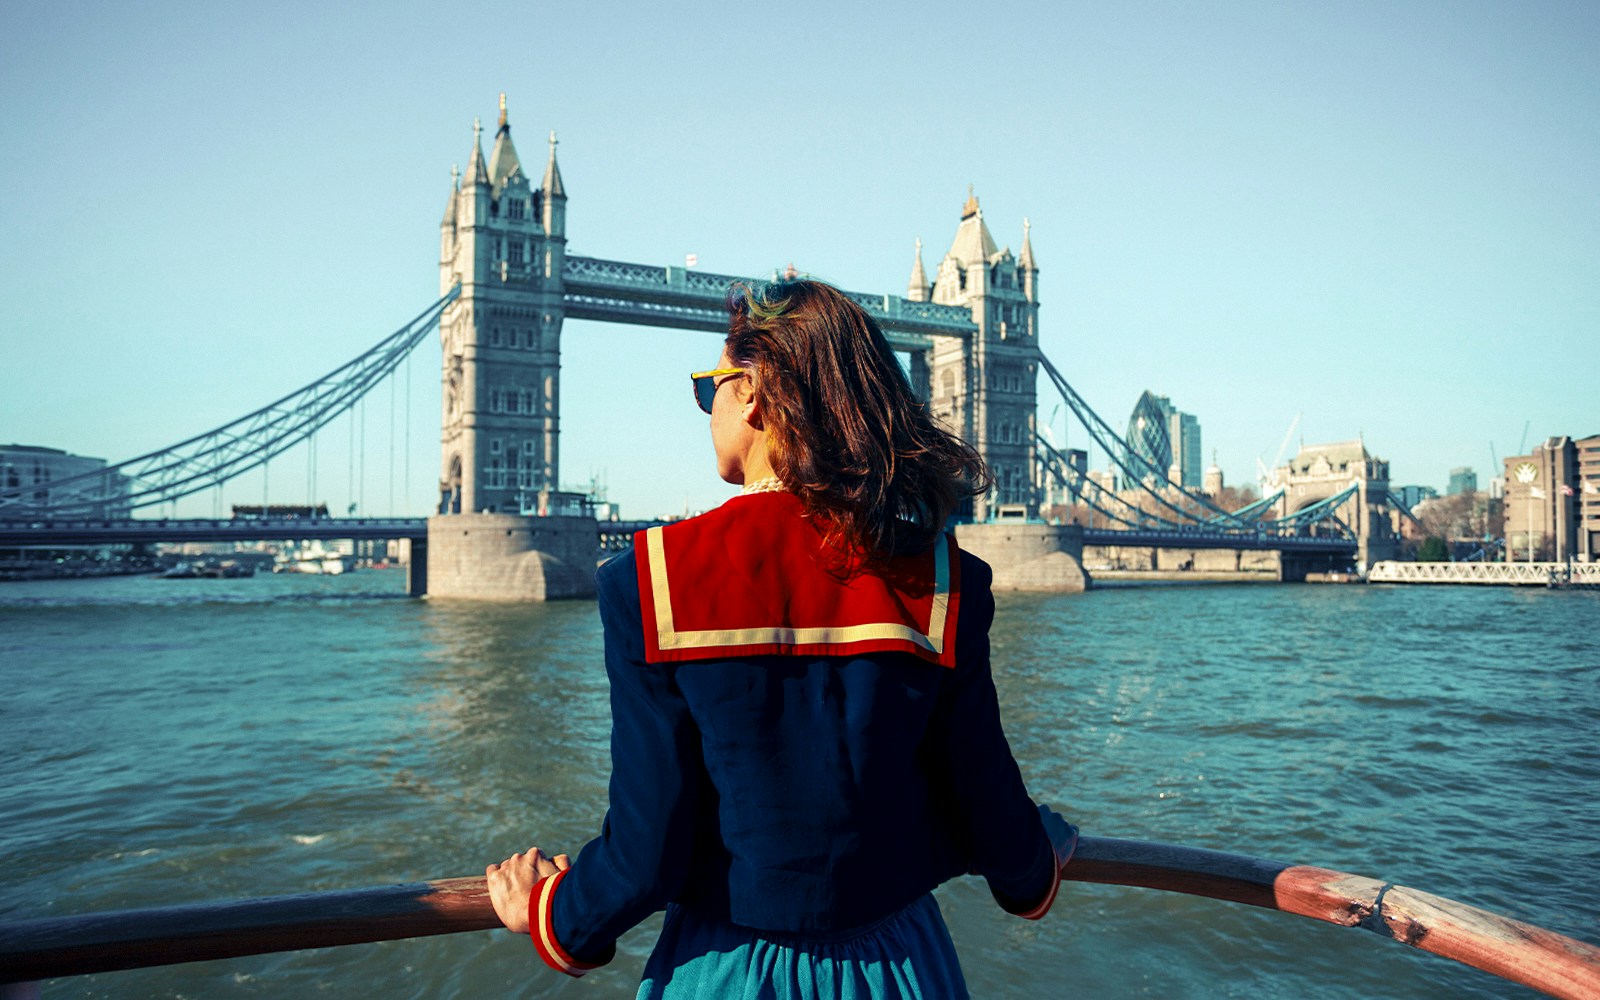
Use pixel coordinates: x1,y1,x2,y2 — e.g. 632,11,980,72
724,278,991,561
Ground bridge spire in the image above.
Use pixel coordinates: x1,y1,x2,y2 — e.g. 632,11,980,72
1019,217,1038,302
542,130,565,199
441,164,460,226
945,186,998,267
468,117,489,187
487,94,523,197
907,237,930,302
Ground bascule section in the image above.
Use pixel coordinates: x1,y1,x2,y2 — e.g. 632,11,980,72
1269,440,1400,568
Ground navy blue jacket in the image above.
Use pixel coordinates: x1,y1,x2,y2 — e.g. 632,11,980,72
527,544,1059,976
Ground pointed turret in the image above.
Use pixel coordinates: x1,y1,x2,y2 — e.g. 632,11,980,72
467,117,489,187
946,186,999,267
441,164,460,226
542,129,566,199
541,130,566,239
487,92,524,199
907,238,930,301
1020,217,1039,302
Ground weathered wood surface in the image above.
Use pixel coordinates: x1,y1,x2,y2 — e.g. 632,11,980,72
3,837,1598,998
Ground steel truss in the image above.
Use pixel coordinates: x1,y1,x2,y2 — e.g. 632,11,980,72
1033,351,1357,543
560,255,973,349
1,288,460,518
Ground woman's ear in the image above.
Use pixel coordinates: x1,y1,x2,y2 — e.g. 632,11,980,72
735,370,765,430
742,392,765,431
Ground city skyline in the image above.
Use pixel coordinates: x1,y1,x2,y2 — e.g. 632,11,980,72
2,3,1595,520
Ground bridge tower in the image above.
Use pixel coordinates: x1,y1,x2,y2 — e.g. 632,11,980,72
1274,439,1400,568
437,95,567,515
910,192,1040,520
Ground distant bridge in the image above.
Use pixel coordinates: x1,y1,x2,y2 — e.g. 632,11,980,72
0,517,426,547
0,516,681,560
1080,527,1355,554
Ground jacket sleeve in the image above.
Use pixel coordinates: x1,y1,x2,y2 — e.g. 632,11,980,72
527,550,704,976
931,553,1065,919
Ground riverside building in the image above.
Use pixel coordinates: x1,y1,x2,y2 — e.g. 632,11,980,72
1502,434,1599,562
0,444,130,519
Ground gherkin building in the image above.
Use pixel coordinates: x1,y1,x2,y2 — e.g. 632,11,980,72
1122,391,1175,489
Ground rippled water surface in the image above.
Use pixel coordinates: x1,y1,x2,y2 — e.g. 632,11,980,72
2,572,1596,998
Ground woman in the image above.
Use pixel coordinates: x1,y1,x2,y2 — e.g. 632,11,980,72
486,278,1076,997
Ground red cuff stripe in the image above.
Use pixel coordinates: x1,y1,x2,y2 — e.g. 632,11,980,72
527,867,601,978
1017,828,1077,921
1015,860,1061,920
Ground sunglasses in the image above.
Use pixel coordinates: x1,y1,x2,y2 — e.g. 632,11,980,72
690,368,747,414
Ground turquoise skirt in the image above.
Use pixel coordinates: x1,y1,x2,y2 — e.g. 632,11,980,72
636,894,968,1000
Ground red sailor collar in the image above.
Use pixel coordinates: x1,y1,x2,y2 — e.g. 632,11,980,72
634,491,961,667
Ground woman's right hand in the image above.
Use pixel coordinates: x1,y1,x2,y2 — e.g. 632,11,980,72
486,847,571,933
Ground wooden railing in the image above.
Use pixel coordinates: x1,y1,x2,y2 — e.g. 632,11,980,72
3,837,1598,999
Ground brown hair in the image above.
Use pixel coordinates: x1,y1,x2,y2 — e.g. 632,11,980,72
724,277,991,561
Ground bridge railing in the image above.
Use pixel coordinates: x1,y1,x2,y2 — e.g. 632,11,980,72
2,837,1596,998
1369,561,1600,587
0,516,429,546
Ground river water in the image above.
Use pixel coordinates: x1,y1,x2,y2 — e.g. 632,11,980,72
2,571,1596,998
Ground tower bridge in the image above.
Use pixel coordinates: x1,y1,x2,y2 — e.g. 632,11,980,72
3,96,1377,596
434,101,1037,523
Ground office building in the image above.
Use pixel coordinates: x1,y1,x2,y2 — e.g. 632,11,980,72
1503,434,1599,562
1121,391,1202,490
1447,467,1477,495
1395,485,1439,511
0,444,131,519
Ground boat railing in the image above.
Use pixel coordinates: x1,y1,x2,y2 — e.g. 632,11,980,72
2,836,1597,999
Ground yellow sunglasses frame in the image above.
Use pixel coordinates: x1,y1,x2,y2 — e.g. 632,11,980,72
690,368,747,414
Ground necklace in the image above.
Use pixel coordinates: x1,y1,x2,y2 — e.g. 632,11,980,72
740,477,787,495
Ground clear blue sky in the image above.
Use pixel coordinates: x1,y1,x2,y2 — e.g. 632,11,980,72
2,1,1595,519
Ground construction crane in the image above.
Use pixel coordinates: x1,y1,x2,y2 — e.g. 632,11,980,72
1256,412,1302,495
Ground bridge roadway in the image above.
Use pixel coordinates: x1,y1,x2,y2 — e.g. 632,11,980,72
1081,526,1357,555
2,518,1356,556
0,517,428,547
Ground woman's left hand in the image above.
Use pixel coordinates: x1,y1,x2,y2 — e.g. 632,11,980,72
486,847,571,933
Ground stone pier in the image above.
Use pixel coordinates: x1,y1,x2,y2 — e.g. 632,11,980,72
955,523,1090,592
424,513,597,600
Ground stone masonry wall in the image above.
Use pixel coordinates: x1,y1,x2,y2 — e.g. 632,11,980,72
955,523,1090,592
425,513,597,600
